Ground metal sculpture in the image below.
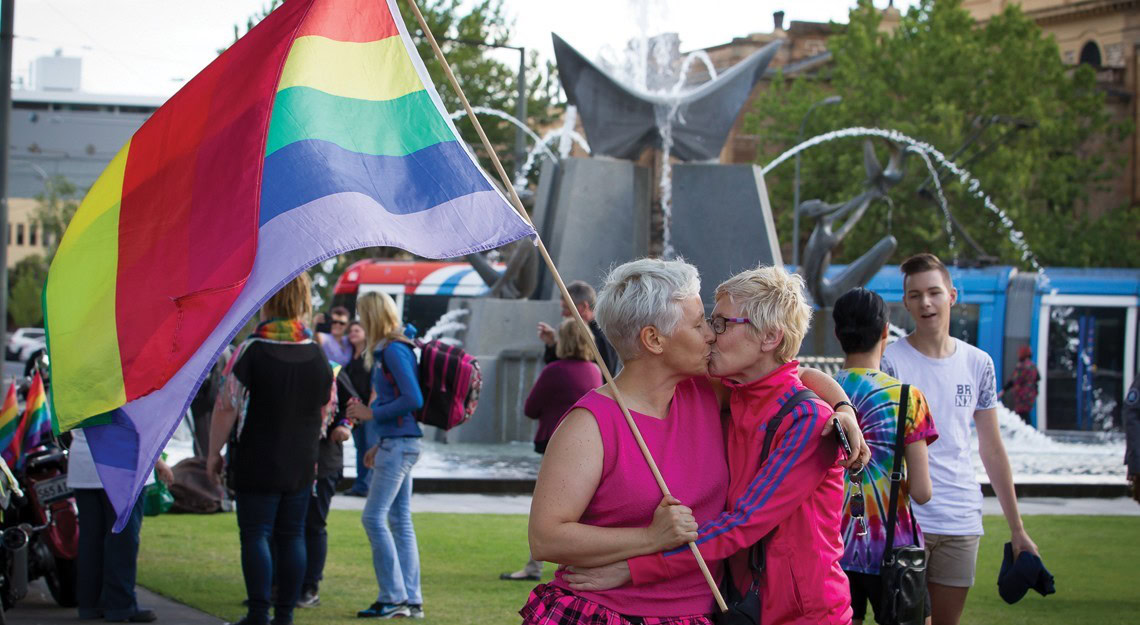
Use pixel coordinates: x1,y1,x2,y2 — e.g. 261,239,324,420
798,140,907,307
552,34,781,161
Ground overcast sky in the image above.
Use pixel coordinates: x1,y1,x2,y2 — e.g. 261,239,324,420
12,0,919,97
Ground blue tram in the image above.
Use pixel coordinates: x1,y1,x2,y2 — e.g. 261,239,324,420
815,264,1139,433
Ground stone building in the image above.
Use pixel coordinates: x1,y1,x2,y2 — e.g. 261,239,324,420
962,0,1140,216
6,53,162,269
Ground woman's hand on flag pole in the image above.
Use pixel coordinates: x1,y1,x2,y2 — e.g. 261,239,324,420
646,495,697,552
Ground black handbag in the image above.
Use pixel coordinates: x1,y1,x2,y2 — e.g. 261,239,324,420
713,389,818,625
876,384,927,625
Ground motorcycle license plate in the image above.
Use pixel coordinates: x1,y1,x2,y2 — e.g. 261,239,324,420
33,475,72,504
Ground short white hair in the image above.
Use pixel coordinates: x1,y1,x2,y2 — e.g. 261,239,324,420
715,265,812,364
595,258,701,360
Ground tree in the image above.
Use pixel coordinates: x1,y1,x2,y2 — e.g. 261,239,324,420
32,175,81,262
9,256,48,328
747,0,1137,268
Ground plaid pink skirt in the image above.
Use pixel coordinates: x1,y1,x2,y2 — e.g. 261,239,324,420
520,583,714,625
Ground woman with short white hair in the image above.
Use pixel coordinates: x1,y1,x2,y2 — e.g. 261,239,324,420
521,259,864,625
561,265,857,625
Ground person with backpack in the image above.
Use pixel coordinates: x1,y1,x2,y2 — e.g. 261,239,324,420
501,318,604,582
355,292,425,619
831,288,938,625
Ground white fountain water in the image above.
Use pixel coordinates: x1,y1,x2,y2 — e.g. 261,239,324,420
557,105,581,158
972,405,1125,480
449,107,558,181
762,127,1044,274
517,123,592,185
911,149,958,261
656,52,719,259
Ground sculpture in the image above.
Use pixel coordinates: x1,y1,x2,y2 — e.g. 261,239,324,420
552,33,781,161
798,140,906,307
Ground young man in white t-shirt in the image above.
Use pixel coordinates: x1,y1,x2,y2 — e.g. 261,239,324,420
880,253,1039,625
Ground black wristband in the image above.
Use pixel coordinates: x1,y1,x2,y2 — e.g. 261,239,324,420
834,400,856,414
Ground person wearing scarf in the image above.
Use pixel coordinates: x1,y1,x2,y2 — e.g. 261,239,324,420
208,273,336,625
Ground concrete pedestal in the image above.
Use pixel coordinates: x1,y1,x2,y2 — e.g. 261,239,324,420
532,157,651,298
670,164,783,306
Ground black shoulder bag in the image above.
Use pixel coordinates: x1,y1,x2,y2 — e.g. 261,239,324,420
878,384,928,625
714,389,819,625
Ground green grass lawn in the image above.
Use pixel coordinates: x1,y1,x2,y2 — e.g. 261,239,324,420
138,511,1138,624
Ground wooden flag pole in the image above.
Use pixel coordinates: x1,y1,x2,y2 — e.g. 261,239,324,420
406,1,727,612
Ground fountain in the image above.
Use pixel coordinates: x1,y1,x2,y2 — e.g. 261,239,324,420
534,33,784,304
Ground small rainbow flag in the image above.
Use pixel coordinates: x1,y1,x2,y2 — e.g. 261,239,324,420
19,373,53,469
45,0,535,530
0,383,20,468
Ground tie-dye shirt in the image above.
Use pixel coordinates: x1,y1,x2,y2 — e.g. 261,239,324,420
834,368,939,574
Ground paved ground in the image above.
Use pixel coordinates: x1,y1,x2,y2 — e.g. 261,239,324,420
5,578,223,625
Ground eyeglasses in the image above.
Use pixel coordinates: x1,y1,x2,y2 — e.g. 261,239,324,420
331,319,348,326
708,316,750,335
849,469,869,537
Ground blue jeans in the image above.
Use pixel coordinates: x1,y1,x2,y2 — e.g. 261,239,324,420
236,488,309,623
361,436,422,605
75,489,145,620
351,425,373,494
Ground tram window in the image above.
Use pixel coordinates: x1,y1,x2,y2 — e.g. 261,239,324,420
1045,305,1126,432
403,295,452,338
885,302,980,346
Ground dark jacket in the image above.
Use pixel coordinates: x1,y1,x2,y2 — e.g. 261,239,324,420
1125,374,1140,475
231,341,333,493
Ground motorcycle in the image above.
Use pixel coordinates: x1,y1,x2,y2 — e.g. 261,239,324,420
0,456,23,624
0,366,79,614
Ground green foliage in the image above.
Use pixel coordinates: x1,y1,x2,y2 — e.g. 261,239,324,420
9,255,48,328
748,0,1135,268
32,175,81,262
137,511,1139,624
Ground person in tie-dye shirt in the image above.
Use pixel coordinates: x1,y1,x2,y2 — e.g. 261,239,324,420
832,288,939,625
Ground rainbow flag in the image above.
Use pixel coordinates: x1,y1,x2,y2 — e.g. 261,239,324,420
0,383,20,468
19,373,53,469
44,0,535,529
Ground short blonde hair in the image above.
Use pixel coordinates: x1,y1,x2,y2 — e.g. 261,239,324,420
262,272,312,323
555,317,594,361
356,291,408,367
715,265,812,364
595,258,701,360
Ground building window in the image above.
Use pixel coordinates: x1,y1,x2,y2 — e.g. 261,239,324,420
16,224,24,246
1079,41,1101,67
29,226,36,247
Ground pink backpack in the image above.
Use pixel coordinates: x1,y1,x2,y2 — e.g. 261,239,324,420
414,340,481,430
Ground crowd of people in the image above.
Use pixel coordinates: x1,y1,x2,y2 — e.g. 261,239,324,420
67,250,1071,625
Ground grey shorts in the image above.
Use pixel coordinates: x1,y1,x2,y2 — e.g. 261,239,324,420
924,533,982,587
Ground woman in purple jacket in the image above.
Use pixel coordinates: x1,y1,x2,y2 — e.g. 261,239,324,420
501,318,604,582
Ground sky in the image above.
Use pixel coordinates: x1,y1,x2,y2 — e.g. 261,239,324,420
11,0,920,97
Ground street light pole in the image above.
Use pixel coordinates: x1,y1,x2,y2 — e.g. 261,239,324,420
792,95,841,269
432,37,528,180
0,0,14,344
515,47,526,181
